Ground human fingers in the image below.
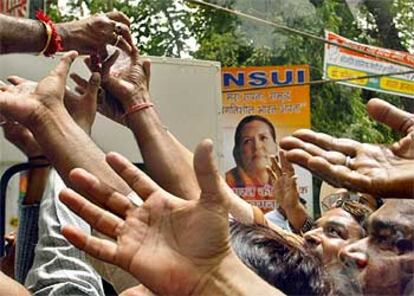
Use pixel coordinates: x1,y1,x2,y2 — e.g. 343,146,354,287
270,155,282,178
106,152,160,200
61,225,118,266
70,73,89,90
308,157,372,193
280,151,295,176
391,133,414,158
194,139,225,204
84,73,101,103
60,188,124,240
106,11,131,26
0,85,14,92
74,87,86,95
115,36,133,55
266,166,278,183
281,136,348,165
120,284,156,296
142,59,151,89
69,168,134,218
102,50,120,78
112,21,133,49
289,129,358,157
51,51,78,80
367,98,414,134
7,75,29,85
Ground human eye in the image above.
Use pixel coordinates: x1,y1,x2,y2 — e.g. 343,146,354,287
395,238,414,254
325,225,345,239
260,134,269,142
242,138,252,145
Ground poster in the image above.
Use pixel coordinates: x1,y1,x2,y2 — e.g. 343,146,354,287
221,65,313,216
324,31,414,99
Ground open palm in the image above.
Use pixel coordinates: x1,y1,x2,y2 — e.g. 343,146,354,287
280,98,414,198
0,52,78,126
60,140,233,295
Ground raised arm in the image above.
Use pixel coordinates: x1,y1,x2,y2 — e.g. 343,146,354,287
267,153,311,233
0,52,131,197
74,48,261,224
0,12,132,55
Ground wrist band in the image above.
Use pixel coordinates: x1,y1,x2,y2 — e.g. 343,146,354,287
122,102,154,119
36,10,63,57
38,21,52,56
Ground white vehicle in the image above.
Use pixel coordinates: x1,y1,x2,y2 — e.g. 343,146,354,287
0,53,222,234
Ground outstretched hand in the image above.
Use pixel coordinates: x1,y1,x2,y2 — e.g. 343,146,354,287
0,51,78,127
267,152,300,212
60,139,233,295
280,98,414,198
65,72,101,134
75,48,151,125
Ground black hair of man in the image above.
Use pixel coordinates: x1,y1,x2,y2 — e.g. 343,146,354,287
230,220,332,295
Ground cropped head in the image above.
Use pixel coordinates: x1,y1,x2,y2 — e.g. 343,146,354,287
337,199,414,295
232,115,278,175
230,221,331,295
304,187,375,266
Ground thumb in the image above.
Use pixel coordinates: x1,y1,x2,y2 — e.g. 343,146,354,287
194,139,227,206
367,98,414,134
51,51,78,81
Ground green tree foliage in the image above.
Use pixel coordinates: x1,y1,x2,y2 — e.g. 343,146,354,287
48,0,412,214
48,0,410,143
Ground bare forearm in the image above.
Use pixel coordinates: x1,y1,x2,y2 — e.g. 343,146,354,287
0,14,47,54
285,204,309,233
125,92,200,199
31,107,131,195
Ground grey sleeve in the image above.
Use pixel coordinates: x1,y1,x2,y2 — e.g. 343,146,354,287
24,169,105,296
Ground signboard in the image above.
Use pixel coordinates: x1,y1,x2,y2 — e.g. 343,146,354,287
0,0,28,17
221,65,313,216
324,31,414,99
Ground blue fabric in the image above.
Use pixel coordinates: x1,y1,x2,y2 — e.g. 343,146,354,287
14,203,40,284
265,209,292,232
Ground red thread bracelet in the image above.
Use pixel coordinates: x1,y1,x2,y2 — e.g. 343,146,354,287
36,10,63,57
122,102,154,119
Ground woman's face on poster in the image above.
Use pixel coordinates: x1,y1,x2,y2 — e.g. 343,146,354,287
239,120,278,174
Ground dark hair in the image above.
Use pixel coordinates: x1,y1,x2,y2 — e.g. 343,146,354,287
230,221,332,295
232,115,277,167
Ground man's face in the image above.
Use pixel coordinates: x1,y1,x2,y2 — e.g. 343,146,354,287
337,200,414,295
239,120,278,175
304,208,363,265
